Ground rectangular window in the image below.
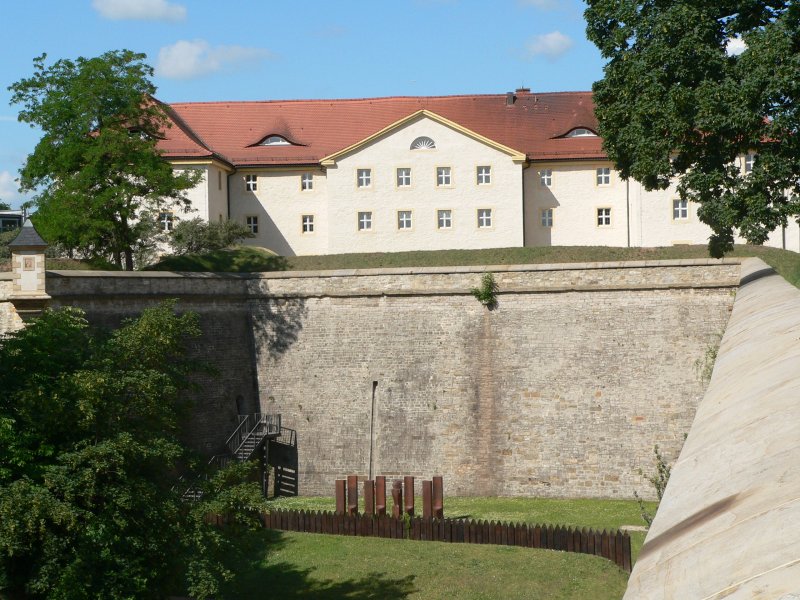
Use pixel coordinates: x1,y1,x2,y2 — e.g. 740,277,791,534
159,212,174,232
745,153,755,173
673,199,688,220
477,166,491,185
436,166,452,186
540,169,552,186
396,168,411,187
597,207,611,227
596,167,611,185
358,211,372,231
357,168,372,188
246,215,259,234
245,174,257,191
477,208,492,228
397,210,412,230
541,208,553,228
301,173,313,191
302,214,314,233
437,209,452,229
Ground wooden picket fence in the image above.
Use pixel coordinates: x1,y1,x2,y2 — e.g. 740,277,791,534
260,509,632,572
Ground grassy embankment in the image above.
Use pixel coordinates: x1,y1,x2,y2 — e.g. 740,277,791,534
228,496,656,600
142,244,800,287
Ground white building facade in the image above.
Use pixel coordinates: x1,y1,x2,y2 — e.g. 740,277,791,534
157,91,800,256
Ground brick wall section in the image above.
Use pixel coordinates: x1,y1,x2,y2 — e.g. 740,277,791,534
2,261,739,499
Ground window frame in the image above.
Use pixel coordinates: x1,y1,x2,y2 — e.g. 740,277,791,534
356,168,372,189
672,199,689,220
437,209,452,230
396,167,412,188
596,167,611,186
245,174,258,192
436,166,452,187
301,173,314,191
540,207,554,228
397,210,413,231
158,211,174,232
477,208,493,229
476,165,491,185
596,207,612,227
357,211,373,232
540,169,552,187
301,214,315,234
246,215,259,234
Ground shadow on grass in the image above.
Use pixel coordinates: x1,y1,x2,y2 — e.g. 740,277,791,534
230,530,417,599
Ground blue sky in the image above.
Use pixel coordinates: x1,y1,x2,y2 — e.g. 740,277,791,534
0,0,607,208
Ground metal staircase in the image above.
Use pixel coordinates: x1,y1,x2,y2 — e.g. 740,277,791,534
180,413,281,501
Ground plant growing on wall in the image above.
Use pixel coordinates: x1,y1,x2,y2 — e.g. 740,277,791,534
633,444,672,527
471,273,499,310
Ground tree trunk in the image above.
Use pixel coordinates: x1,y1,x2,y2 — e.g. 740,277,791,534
124,247,134,271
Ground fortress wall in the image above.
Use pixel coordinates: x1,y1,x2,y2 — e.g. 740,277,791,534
42,272,261,456
251,260,739,498
3,261,740,499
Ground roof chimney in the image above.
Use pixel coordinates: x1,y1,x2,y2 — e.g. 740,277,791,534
506,92,516,106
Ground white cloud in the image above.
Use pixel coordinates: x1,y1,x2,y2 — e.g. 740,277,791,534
92,0,186,22
0,171,21,204
525,31,574,60
518,0,557,9
156,40,272,80
726,37,747,56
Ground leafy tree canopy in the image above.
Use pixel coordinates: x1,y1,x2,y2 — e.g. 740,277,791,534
0,202,10,211
0,302,266,598
9,50,201,270
585,1,800,256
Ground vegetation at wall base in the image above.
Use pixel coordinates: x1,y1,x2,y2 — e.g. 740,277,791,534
144,246,288,273
0,302,267,598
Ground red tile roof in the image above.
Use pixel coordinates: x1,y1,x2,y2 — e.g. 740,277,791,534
157,91,607,166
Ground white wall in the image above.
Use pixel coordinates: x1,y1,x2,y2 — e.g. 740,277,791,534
326,115,523,255
230,168,328,256
524,161,629,247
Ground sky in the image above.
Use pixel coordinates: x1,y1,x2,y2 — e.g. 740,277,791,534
0,0,608,209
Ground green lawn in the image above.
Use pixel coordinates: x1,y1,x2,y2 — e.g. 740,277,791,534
232,528,630,599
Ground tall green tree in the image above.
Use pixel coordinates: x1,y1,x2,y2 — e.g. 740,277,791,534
0,202,10,211
9,50,200,270
0,303,266,598
585,1,800,256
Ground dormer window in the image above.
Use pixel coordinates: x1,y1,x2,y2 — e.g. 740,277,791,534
410,136,436,150
565,128,598,138
261,135,291,146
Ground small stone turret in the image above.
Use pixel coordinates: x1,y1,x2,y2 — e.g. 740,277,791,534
9,220,50,320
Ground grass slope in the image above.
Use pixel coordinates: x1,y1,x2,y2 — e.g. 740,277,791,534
143,244,800,288
234,529,629,600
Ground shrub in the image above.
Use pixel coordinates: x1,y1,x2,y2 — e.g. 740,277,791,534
171,218,253,255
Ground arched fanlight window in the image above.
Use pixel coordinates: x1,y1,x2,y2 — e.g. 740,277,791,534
565,128,597,138
410,136,436,150
261,135,291,146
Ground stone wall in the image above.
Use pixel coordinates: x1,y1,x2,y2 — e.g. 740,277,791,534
0,276,23,335
250,260,739,498
2,261,740,499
